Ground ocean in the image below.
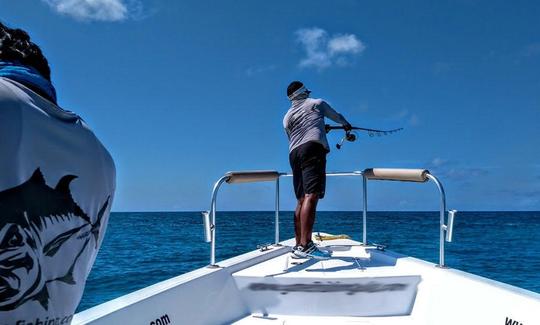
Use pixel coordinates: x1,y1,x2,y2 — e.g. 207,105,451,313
77,211,540,312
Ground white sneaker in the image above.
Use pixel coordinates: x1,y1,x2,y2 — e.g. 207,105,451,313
293,242,332,260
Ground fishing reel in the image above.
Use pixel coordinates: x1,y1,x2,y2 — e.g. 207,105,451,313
336,131,357,149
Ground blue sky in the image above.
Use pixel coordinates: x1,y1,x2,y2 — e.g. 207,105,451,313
2,0,539,211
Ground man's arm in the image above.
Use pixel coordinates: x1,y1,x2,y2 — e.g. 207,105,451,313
319,101,352,130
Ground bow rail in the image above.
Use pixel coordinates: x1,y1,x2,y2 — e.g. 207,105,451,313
202,168,456,268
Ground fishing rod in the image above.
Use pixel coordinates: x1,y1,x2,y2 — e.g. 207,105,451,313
325,124,404,149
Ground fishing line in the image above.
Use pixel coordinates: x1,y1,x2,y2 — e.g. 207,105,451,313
325,124,404,149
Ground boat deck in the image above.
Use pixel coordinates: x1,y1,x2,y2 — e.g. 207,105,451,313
234,240,417,279
231,237,429,323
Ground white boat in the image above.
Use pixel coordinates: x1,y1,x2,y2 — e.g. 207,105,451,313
73,169,540,325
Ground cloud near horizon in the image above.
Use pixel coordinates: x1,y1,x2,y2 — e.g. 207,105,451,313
426,158,491,181
41,0,141,21
295,27,365,69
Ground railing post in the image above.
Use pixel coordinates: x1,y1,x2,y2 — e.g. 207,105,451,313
426,174,447,268
211,198,216,266
275,177,280,244
208,176,229,267
363,174,368,245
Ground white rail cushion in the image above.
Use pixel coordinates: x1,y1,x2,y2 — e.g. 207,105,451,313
364,168,429,182
225,170,280,184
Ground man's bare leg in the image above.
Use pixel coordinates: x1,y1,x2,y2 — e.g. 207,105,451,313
299,193,319,247
294,198,304,246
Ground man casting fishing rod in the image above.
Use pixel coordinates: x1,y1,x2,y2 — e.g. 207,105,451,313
283,81,352,259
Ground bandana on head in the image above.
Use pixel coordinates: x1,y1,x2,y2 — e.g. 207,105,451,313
288,86,310,101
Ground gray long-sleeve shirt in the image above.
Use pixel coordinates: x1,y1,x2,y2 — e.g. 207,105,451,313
0,77,115,323
283,97,349,153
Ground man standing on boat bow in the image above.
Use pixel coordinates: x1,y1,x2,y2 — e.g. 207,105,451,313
283,81,352,259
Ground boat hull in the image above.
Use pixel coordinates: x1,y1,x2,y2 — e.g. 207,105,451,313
73,238,540,325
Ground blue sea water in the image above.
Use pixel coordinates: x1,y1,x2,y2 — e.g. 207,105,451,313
77,211,540,312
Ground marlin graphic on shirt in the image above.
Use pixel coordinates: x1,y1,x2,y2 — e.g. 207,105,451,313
0,168,109,311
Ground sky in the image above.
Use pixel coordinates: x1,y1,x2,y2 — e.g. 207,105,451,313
1,0,539,212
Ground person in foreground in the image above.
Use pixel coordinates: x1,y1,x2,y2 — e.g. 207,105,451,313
283,81,351,260
0,22,115,323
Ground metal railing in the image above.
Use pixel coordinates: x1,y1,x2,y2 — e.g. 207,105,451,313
202,168,456,268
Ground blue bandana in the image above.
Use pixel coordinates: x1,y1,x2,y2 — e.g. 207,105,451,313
0,61,57,104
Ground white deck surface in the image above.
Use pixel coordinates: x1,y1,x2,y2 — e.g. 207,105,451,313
231,238,540,324
234,239,418,279
232,238,424,320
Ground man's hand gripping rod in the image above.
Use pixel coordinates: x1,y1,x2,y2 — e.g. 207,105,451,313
325,124,404,149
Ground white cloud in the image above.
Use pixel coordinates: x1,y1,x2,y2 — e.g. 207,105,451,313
392,109,420,127
431,157,447,168
432,61,452,75
295,27,365,69
245,65,276,77
520,43,540,58
426,158,492,181
408,113,419,126
295,28,331,68
42,0,140,21
328,34,365,56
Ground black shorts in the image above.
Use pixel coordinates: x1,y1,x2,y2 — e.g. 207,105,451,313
289,141,327,200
